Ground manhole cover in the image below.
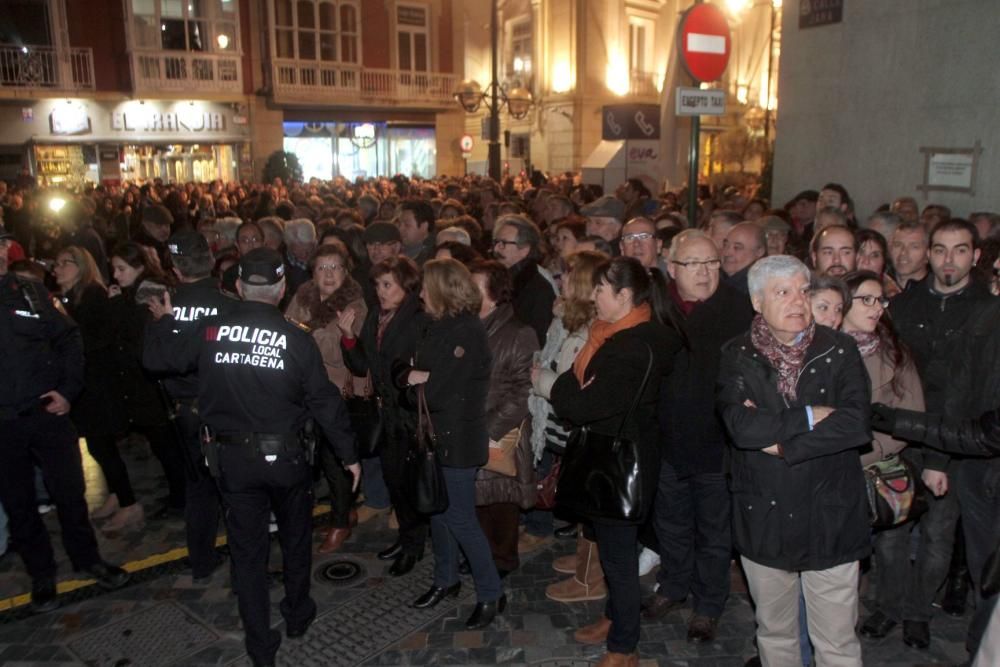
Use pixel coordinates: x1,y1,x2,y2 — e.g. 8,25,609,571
67,601,218,667
315,558,366,587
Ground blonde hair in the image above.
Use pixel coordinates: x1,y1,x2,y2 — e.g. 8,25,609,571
421,258,482,319
561,250,604,332
58,245,105,303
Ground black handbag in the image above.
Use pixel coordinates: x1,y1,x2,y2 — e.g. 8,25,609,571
404,385,449,515
344,374,383,458
556,343,654,522
864,454,929,530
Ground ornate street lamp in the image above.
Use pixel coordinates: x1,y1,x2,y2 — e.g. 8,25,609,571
453,0,533,180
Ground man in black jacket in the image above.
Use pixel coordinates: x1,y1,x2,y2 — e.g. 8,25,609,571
880,218,994,648
155,231,238,580
491,214,555,347
718,255,871,667
0,231,130,612
645,230,754,642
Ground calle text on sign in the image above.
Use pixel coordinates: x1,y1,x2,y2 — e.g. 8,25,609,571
675,88,726,117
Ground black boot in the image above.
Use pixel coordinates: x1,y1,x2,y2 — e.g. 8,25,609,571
465,594,507,629
411,582,461,609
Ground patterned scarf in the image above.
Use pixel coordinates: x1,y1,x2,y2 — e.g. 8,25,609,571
845,329,881,358
573,303,651,385
750,314,816,401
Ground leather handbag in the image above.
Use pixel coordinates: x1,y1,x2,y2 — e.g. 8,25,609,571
534,455,562,510
483,422,521,477
864,454,929,530
404,385,449,515
556,344,654,522
344,373,383,458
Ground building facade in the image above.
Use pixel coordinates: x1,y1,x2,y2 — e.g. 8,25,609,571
458,0,780,190
247,0,465,181
0,0,254,185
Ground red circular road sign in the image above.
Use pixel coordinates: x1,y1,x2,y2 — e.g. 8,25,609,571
678,3,732,84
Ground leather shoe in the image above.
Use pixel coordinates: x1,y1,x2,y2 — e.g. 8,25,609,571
465,594,506,629
388,552,421,577
378,541,403,561
82,561,130,590
641,593,685,619
859,610,897,639
286,606,316,638
30,578,59,613
687,614,718,643
411,582,461,609
902,619,930,649
317,527,351,554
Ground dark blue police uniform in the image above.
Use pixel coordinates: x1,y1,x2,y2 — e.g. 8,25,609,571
0,245,129,610
144,247,357,667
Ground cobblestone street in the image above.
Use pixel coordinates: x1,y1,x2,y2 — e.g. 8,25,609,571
0,439,972,666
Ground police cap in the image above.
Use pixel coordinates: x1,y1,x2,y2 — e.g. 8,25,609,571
239,248,285,285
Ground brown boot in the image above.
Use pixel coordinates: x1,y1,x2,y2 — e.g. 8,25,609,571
318,527,351,554
573,615,611,644
545,537,606,602
595,651,638,667
552,552,577,574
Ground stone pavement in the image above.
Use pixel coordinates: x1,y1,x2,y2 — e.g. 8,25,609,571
0,438,974,666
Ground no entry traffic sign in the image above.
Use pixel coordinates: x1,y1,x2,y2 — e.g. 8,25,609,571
678,3,732,84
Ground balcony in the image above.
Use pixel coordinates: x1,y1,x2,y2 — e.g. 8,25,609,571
629,70,661,98
0,44,95,92
130,51,242,96
271,59,458,109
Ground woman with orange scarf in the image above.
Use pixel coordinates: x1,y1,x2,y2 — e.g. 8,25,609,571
550,257,682,667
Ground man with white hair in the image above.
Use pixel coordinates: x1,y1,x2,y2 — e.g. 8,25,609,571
436,225,472,246
283,218,317,301
644,230,754,643
718,255,871,667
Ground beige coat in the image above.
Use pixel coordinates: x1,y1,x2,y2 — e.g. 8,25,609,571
860,349,925,467
285,282,367,391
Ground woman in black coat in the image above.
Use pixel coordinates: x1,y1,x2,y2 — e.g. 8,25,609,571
108,243,187,517
395,258,505,630
53,246,141,532
550,257,682,665
339,256,428,576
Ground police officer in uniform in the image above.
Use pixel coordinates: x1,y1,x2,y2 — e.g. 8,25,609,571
156,230,237,579
144,247,360,667
0,230,130,611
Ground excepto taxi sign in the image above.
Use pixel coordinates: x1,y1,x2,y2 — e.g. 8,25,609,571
675,87,726,116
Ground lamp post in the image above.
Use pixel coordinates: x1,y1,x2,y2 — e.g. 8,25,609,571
454,0,533,181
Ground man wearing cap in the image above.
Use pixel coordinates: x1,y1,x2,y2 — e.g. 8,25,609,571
581,195,626,253
135,204,175,271
362,221,402,308
147,230,238,582
144,247,360,667
0,229,131,612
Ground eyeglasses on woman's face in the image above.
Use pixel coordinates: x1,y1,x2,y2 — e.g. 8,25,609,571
851,294,889,309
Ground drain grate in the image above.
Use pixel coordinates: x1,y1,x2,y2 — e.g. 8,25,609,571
315,558,366,588
67,601,219,667
262,557,471,666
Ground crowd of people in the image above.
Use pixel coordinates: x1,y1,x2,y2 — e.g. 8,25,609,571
1,171,999,667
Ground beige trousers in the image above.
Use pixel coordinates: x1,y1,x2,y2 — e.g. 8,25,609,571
742,557,862,667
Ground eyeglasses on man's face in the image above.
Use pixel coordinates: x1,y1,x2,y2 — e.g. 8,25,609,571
671,258,721,270
493,239,521,248
622,232,654,244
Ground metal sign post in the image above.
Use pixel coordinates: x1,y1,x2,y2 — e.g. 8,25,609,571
676,0,731,227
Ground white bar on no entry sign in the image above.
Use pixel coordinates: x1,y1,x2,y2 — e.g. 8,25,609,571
687,33,726,55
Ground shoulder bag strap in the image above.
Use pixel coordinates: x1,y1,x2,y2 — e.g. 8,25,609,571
417,385,436,451
615,342,655,440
